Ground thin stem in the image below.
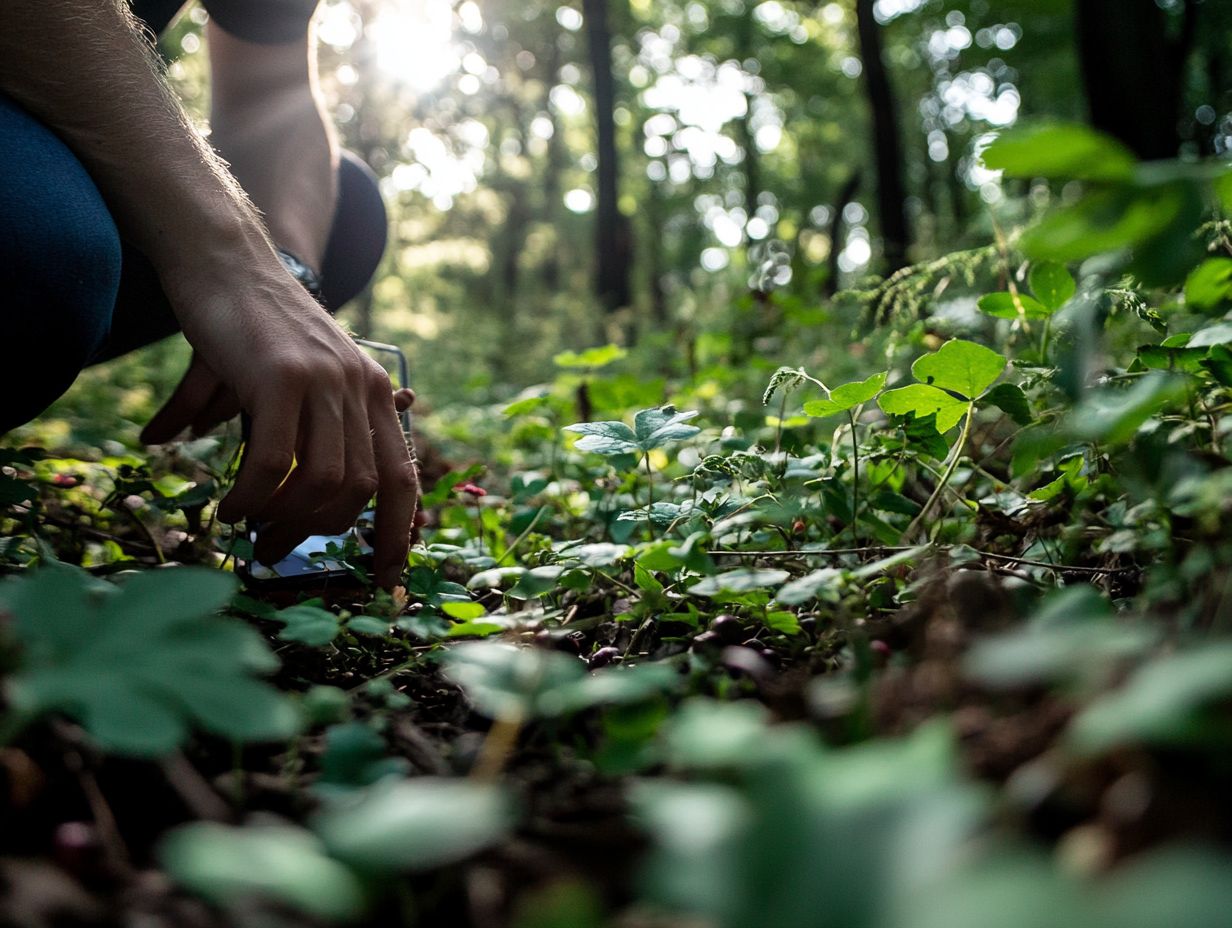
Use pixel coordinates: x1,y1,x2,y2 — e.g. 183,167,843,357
907,405,974,541
495,505,548,566
774,391,788,454
473,500,485,557
846,409,860,542
643,453,655,541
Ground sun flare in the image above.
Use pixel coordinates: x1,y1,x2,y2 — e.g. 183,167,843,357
370,0,461,92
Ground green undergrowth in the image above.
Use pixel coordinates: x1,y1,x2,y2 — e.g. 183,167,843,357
4,124,1232,926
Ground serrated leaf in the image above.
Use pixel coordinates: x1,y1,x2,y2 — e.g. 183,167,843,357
878,385,969,432
984,383,1033,425
980,122,1136,182
977,292,1051,320
911,339,1006,400
802,372,887,418
1028,261,1076,310
563,420,640,456
632,406,701,451
762,367,809,406
272,604,342,647
3,563,293,756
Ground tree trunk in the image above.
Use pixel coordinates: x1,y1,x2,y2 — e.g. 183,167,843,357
582,0,632,315
1075,0,1199,160
854,0,909,272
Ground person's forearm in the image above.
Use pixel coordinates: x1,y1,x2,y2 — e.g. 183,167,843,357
208,23,338,267
0,0,276,292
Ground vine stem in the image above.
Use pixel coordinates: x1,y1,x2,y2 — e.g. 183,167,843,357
643,453,655,541
907,404,974,541
846,409,860,542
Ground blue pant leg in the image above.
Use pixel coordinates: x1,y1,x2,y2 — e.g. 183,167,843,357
0,94,121,434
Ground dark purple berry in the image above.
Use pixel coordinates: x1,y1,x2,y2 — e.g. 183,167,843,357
710,614,744,643
588,646,621,670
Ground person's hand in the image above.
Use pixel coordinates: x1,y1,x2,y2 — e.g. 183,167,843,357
143,261,419,588
144,355,415,440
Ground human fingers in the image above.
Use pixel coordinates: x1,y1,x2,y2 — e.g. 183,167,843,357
141,355,218,444
190,387,242,437
251,394,346,528
252,394,379,565
217,391,302,524
368,379,419,589
393,387,416,413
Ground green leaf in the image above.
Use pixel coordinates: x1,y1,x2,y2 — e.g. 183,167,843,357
878,385,969,433
3,563,294,756
563,419,639,456
632,406,701,451
911,339,1007,400
775,569,843,606
317,721,408,791
690,569,790,597
346,616,393,637
441,601,487,621
900,412,952,459
1067,373,1188,445
441,642,586,718
501,394,551,418
762,366,811,406
1070,641,1232,752
965,589,1154,689
1184,258,1232,312
763,611,801,635
160,823,366,922
802,372,887,418
553,344,627,369
980,122,1136,182
977,292,1051,320
1021,185,1184,263
313,778,513,872
1028,261,1076,310
271,604,342,647
984,383,1033,426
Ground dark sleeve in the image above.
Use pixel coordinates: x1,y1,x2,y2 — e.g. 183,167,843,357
203,0,319,44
